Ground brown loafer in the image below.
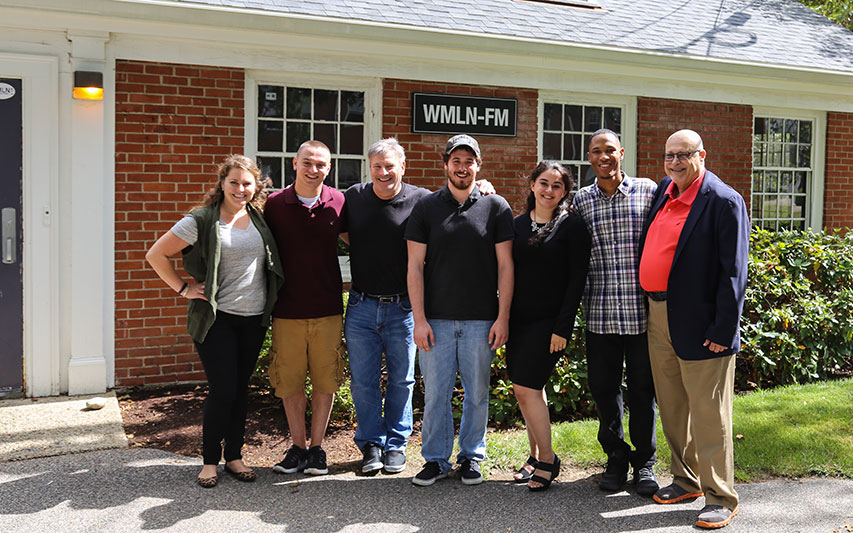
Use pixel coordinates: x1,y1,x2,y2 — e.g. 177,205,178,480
196,474,218,488
224,464,256,482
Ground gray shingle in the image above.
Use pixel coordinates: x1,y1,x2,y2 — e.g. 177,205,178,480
169,0,853,72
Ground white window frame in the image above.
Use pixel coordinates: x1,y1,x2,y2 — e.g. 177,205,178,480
244,70,382,190
538,91,637,188
752,107,826,231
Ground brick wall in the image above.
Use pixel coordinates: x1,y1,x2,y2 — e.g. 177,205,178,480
636,97,753,208
382,79,539,212
114,60,245,386
824,112,853,232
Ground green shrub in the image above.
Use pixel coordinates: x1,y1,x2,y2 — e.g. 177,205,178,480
739,228,853,389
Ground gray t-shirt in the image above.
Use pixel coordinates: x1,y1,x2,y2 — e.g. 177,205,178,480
171,214,267,316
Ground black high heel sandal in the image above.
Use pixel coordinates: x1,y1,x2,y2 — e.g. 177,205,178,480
528,454,560,492
513,456,538,483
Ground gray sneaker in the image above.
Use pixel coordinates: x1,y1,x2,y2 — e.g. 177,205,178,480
695,505,738,529
412,461,447,486
361,443,383,473
383,450,406,474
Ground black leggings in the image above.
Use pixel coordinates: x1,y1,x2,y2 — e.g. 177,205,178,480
194,311,267,465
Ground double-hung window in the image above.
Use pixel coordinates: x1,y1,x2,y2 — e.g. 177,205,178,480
752,112,825,230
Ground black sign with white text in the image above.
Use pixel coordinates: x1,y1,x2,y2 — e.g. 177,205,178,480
412,93,517,137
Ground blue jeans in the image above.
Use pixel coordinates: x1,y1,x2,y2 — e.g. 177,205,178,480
344,290,416,452
419,319,494,473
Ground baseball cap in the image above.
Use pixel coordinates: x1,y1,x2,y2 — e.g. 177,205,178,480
444,134,481,159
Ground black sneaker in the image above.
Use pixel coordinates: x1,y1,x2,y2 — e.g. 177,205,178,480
599,459,629,491
273,445,308,474
411,461,447,486
633,465,660,496
459,458,483,486
383,449,406,474
304,446,328,475
361,443,383,473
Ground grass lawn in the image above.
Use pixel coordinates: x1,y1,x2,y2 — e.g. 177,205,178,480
485,377,853,482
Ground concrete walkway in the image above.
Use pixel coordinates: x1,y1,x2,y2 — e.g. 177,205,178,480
1,448,851,532
0,392,126,462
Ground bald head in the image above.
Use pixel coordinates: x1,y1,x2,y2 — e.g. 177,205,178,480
664,129,706,193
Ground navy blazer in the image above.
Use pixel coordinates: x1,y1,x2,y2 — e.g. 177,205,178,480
639,170,749,360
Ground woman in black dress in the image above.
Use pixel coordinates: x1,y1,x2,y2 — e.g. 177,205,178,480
507,161,591,491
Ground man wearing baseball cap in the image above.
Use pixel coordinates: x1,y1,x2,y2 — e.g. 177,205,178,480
405,134,515,486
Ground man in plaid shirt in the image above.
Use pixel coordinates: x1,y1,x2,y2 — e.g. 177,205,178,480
572,128,659,495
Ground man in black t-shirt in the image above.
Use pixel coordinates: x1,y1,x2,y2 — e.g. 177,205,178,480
405,135,514,487
343,138,429,475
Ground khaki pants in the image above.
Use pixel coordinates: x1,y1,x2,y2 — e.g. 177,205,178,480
647,299,738,510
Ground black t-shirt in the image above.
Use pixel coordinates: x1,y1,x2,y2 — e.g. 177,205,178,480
405,185,515,320
345,182,430,295
509,211,591,338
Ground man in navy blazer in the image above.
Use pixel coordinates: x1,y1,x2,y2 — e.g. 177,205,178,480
638,129,749,530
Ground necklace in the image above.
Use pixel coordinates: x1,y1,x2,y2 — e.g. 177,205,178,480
530,209,549,232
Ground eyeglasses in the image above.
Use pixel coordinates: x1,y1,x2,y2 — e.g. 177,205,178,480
663,150,700,162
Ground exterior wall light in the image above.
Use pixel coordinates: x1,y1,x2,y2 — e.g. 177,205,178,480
73,71,104,100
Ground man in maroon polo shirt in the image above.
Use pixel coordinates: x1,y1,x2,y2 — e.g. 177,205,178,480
638,130,749,529
264,140,346,476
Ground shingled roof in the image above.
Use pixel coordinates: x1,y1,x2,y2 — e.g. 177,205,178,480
166,0,853,74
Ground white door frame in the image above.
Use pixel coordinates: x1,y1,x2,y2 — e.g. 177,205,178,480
0,53,60,397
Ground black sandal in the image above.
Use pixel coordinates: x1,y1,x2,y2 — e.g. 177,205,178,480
513,456,538,483
528,454,560,492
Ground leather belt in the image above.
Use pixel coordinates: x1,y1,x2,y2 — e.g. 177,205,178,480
352,289,408,304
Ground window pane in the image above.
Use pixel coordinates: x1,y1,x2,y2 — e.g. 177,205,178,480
564,134,583,161
340,124,363,155
784,119,798,142
793,195,806,220
286,122,310,152
580,164,597,188
543,103,562,130
766,171,778,193
564,105,582,131
543,133,561,160
258,120,283,152
754,117,766,140
752,171,761,189
799,121,812,144
784,144,797,167
762,197,778,219
780,171,793,193
768,143,782,166
286,87,311,119
341,91,364,122
768,118,783,142
257,156,283,189
753,143,764,167
752,196,762,219
315,123,338,153
794,172,807,194
603,107,621,133
584,107,602,132
798,145,811,168
284,162,295,188
337,159,361,190
258,85,283,118
314,89,338,121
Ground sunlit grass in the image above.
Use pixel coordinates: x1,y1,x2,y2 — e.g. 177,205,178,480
484,378,853,481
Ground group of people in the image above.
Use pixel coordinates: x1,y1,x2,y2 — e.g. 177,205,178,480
147,126,749,530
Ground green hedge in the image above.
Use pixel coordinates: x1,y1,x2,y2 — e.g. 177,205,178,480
738,228,853,389
256,228,853,426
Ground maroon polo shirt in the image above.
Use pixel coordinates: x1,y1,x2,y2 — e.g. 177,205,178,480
264,184,346,319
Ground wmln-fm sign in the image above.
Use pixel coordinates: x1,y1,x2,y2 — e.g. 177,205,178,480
412,93,517,137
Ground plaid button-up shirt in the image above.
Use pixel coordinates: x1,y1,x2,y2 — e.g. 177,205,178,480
573,174,657,335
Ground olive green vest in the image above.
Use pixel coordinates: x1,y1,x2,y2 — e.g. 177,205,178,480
181,202,284,343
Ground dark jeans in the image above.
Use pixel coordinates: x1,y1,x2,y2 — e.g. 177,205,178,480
194,311,266,465
585,331,657,469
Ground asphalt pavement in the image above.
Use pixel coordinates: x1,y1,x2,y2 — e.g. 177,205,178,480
1,448,851,532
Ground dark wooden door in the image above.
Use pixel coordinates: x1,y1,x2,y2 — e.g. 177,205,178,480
0,78,23,398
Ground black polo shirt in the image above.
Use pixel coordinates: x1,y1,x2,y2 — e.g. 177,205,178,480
405,185,514,321
345,182,430,295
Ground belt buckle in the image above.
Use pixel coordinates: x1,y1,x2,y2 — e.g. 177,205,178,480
377,295,396,304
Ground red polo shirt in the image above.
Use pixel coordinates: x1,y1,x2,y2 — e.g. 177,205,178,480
639,171,705,292
264,184,346,319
